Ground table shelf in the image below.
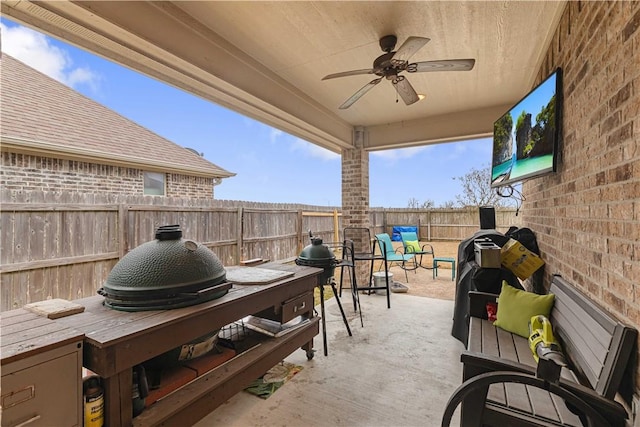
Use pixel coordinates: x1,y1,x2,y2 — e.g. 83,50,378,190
134,316,319,426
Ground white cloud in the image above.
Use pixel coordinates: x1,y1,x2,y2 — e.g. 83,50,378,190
67,67,100,91
242,117,256,128
290,138,340,161
269,128,283,143
0,22,101,92
443,141,468,160
371,146,429,161
442,139,491,161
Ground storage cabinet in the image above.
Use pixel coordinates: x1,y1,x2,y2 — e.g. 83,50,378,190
1,312,84,427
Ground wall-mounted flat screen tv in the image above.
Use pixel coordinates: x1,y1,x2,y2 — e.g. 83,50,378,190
491,68,562,188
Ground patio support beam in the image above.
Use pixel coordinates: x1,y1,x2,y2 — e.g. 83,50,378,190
364,104,512,151
342,126,371,284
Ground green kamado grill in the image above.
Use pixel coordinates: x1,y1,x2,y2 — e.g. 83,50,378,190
98,225,231,311
294,235,339,285
295,232,353,356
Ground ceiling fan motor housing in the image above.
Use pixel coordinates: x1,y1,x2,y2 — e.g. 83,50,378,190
373,52,398,76
379,34,398,52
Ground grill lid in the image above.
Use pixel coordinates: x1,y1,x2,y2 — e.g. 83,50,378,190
296,237,335,264
98,225,229,311
295,235,338,285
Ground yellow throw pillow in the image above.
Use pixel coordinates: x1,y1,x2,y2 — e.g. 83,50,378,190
493,281,555,338
405,240,421,253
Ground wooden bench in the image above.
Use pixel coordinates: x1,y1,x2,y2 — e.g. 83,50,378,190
442,274,637,427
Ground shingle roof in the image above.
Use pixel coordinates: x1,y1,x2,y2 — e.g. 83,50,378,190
0,54,234,178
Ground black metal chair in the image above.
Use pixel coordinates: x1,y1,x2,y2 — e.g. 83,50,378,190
340,227,391,309
333,240,363,327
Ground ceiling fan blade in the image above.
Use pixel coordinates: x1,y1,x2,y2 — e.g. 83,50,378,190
391,36,430,65
339,78,382,109
392,76,420,106
322,69,375,80
409,59,476,72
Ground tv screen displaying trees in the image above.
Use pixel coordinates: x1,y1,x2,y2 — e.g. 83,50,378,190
491,68,561,188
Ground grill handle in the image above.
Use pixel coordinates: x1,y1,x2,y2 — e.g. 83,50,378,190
178,282,232,298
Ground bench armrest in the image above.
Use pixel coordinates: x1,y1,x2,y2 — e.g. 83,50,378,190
443,371,617,427
460,351,629,423
468,291,498,320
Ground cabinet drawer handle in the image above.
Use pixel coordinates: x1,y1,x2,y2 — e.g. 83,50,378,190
294,301,306,312
13,414,41,427
1,385,35,409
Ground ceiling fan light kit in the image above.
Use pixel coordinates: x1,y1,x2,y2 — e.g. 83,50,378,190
322,35,475,109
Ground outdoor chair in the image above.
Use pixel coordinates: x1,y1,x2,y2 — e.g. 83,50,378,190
342,227,390,309
400,231,434,269
374,233,417,282
341,227,377,293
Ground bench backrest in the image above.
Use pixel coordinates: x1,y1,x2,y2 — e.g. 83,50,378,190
549,275,637,399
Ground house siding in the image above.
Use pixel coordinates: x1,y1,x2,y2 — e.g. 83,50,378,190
1,151,215,198
522,1,639,400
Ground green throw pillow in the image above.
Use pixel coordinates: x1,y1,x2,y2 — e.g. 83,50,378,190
493,281,555,338
405,240,421,253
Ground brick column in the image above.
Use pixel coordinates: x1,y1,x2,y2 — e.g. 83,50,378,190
342,126,371,285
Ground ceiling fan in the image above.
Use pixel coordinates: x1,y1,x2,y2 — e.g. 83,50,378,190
322,35,475,109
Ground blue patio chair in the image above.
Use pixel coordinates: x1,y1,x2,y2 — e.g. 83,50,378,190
374,233,417,281
400,231,434,269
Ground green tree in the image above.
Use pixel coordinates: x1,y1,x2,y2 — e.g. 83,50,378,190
453,164,512,207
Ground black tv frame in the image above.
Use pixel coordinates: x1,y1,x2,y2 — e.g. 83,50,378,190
491,68,562,188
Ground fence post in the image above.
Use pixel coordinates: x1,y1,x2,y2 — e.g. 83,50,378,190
427,210,432,241
297,209,303,254
236,207,243,264
333,209,339,243
118,203,128,258
383,209,387,235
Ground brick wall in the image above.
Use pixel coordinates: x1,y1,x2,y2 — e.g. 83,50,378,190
167,173,215,199
342,128,370,228
342,128,371,282
521,1,639,403
1,151,215,199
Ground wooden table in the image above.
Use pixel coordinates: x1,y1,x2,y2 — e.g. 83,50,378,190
55,263,322,427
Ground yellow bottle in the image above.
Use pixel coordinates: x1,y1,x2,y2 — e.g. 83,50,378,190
83,375,104,427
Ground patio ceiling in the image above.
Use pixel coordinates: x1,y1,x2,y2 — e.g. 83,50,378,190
2,1,566,154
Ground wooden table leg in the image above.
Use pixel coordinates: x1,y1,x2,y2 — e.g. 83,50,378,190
103,368,133,427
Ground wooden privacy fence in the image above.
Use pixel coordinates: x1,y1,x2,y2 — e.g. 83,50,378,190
0,196,520,311
0,201,342,311
372,207,521,241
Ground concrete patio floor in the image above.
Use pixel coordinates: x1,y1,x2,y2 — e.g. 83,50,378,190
194,290,465,427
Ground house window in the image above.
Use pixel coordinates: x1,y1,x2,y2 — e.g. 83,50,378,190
144,171,165,195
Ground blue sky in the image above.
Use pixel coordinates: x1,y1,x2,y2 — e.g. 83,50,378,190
1,19,493,208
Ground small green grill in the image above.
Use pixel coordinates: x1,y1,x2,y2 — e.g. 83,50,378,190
295,235,339,285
